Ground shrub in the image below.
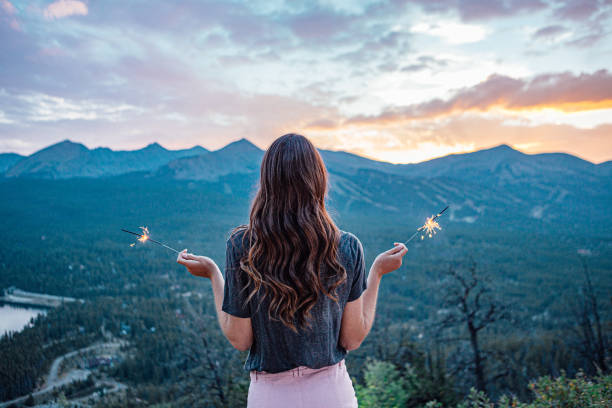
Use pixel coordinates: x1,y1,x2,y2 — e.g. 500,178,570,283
355,360,409,407
459,370,612,408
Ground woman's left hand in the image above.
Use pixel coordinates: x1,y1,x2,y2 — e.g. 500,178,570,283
371,242,408,277
177,249,218,279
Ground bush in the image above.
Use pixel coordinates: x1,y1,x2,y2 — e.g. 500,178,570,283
379,369,612,408
356,360,409,408
458,370,612,408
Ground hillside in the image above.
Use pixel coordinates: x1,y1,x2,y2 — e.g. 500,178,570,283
0,140,610,407
4,140,208,179
158,138,263,181
2,139,610,234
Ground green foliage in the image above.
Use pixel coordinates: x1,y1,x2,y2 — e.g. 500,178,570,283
356,360,409,408
355,362,612,408
457,389,495,408
403,362,459,408
355,359,458,408
458,371,612,408
0,174,610,406
0,301,103,401
522,370,612,408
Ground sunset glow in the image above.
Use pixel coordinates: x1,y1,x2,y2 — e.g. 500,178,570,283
0,0,611,163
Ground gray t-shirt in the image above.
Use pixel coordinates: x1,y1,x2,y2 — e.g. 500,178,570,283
221,229,367,373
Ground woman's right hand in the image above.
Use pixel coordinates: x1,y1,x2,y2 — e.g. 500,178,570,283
177,249,219,279
371,243,408,277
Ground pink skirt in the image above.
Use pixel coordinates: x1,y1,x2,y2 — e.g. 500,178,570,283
247,360,358,408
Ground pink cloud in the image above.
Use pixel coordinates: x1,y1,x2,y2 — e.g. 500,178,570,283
1,0,20,30
44,0,88,20
1,0,16,14
307,116,612,164
335,70,612,127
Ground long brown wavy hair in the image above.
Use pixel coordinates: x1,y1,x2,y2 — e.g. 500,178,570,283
233,133,346,332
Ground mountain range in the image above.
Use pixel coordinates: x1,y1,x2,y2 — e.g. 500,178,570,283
3,138,610,180
1,141,208,179
2,138,611,233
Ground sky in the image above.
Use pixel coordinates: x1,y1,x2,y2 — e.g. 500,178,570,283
1,0,611,164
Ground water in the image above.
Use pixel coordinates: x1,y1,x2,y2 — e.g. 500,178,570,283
0,305,47,336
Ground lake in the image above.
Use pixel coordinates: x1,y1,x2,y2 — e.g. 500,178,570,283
0,305,47,336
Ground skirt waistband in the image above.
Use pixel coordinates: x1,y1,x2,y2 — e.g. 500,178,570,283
250,360,344,381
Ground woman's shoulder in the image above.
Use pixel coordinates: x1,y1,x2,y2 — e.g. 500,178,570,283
338,230,363,254
337,231,364,274
226,225,249,251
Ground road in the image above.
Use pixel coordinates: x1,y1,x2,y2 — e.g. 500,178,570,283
0,341,125,408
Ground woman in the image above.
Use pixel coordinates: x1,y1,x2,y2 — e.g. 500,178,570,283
177,133,407,407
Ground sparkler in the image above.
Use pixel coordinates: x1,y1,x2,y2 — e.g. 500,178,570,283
404,206,449,245
121,227,179,254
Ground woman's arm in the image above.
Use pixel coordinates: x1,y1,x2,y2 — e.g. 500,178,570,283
339,243,407,351
177,251,253,351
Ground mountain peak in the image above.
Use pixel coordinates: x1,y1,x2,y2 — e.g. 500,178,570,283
143,142,166,151
51,139,87,148
234,138,256,146
39,139,89,155
493,143,513,150
183,145,208,154
485,144,520,153
218,138,261,153
160,138,264,180
4,140,89,178
470,143,525,160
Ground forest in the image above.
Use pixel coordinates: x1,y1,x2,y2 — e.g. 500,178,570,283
0,172,610,407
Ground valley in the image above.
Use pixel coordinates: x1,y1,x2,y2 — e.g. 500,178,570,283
0,139,610,406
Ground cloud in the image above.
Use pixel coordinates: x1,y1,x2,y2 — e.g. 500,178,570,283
0,137,36,154
410,0,547,21
410,20,487,44
545,0,612,47
0,0,610,165
401,55,450,72
44,0,88,20
0,0,20,30
565,30,607,47
0,110,14,124
0,82,339,155
0,0,15,14
327,70,612,126
553,0,604,21
1,90,141,123
533,24,569,39
288,9,352,40
306,115,612,164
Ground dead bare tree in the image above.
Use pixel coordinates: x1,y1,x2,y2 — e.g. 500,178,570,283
437,260,510,393
573,256,609,373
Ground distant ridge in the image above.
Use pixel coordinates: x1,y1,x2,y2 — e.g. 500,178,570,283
158,138,264,181
4,140,209,179
218,138,261,153
597,160,612,177
0,138,610,232
0,152,25,173
0,139,607,185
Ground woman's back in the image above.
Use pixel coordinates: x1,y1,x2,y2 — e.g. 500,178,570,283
223,228,366,373
177,133,408,407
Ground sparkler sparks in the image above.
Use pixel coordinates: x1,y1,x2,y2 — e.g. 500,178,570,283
405,206,449,245
121,227,179,254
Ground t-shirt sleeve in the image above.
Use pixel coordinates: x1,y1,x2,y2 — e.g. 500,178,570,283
347,235,367,302
221,235,252,318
